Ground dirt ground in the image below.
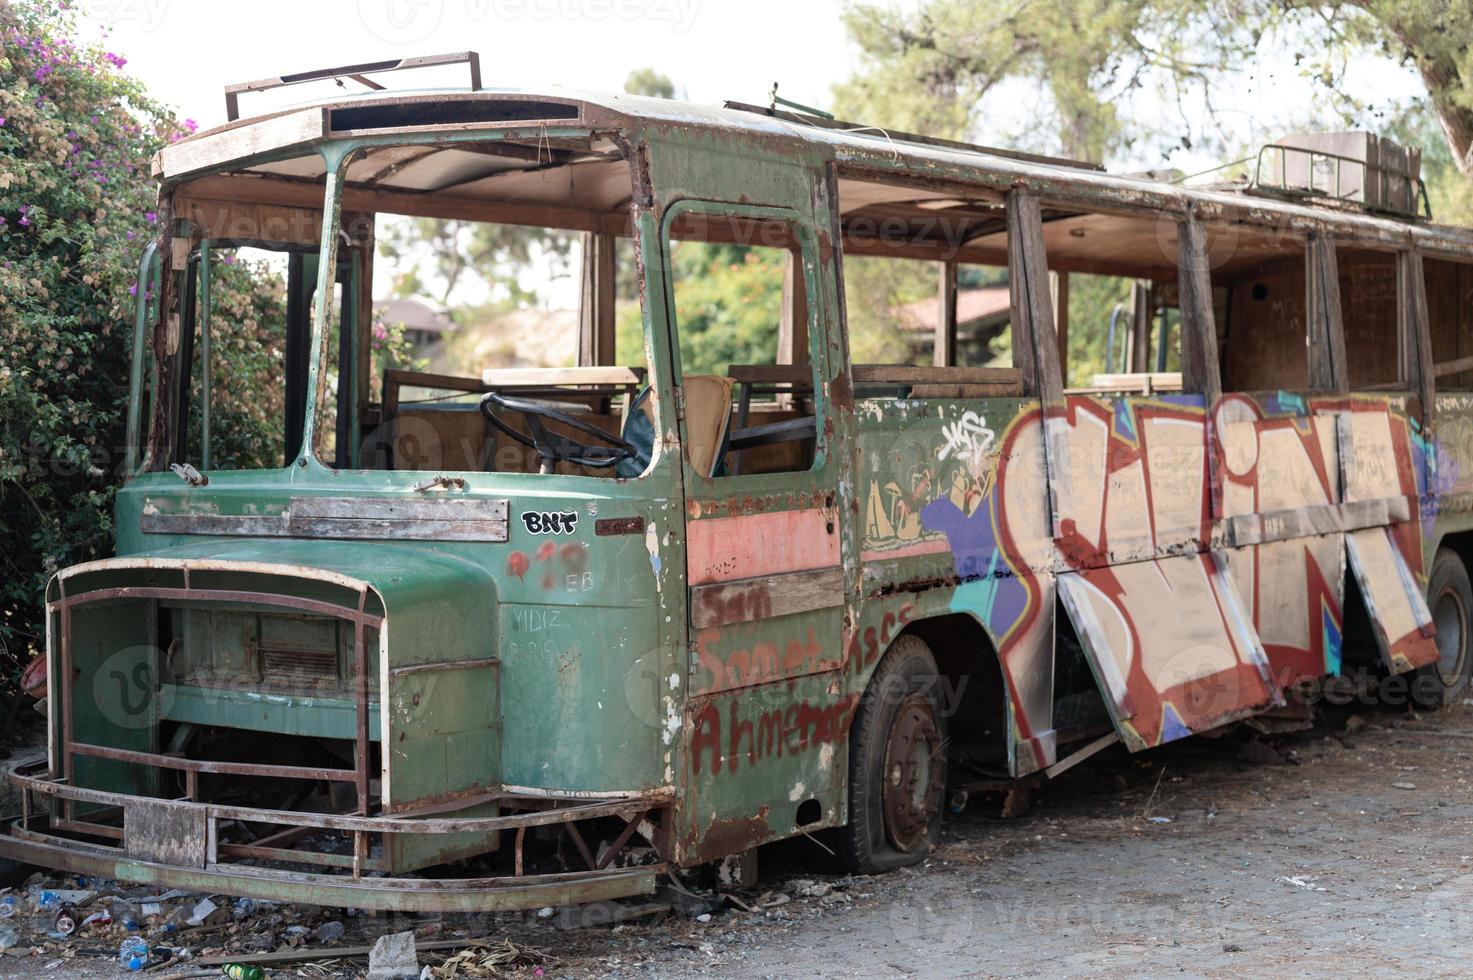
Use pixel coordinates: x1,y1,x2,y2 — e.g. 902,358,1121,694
4,700,1471,978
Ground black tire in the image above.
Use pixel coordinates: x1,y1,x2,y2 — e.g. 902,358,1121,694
841,635,948,873
1412,548,1473,709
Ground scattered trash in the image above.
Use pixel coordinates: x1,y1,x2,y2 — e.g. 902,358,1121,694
1392,781,1417,790
1278,875,1327,892
186,896,218,926
0,924,20,950
221,964,266,980
119,935,151,970
786,878,833,898
1148,816,1174,824
313,919,346,943
32,887,94,911
0,894,17,918
432,939,557,978
52,902,78,936
553,900,671,931
695,912,712,923
367,930,420,980
80,909,113,931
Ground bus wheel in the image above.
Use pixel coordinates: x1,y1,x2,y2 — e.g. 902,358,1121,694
841,635,948,872
1413,548,1473,708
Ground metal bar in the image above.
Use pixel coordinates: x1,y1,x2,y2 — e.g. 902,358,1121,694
57,579,73,823
53,817,124,841
125,241,157,475
198,239,211,469
354,589,370,818
0,822,662,914
223,52,482,121
7,765,667,835
217,840,388,872
54,586,381,628
514,826,526,877
70,742,357,783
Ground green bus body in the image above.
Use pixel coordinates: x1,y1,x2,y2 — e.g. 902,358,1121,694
5,83,1473,912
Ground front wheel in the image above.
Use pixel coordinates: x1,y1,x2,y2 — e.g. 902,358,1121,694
1412,548,1473,709
841,635,948,873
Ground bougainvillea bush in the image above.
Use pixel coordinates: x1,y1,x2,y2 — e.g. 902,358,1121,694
0,0,284,724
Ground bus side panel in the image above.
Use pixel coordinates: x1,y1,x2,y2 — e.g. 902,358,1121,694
856,397,1057,774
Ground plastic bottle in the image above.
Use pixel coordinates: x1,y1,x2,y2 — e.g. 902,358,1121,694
221,965,266,980
118,936,150,971
0,895,17,918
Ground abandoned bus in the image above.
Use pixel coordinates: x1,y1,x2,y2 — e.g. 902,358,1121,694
6,52,1473,912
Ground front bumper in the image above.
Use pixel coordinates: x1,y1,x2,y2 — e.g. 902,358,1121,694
3,762,670,913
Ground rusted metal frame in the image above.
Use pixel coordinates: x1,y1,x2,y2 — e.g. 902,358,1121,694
217,839,390,873
352,586,371,876
56,579,73,823
224,52,482,122
52,817,123,841
54,586,382,629
0,820,664,913
143,190,177,471
69,742,357,783
578,232,618,366
1306,233,1350,393
1399,248,1437,432
7,765,664,835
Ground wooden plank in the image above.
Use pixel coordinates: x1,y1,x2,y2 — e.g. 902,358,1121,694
578,232,617,366
481,366,644,387
778,250,810,366
1128,281,1151,374
690,566,845,629
1221,496,1408,548
1177,213,1223,407
1051,270,1069,382
155,108,327,179
1306,235,1349,392
1433,353,1473,378
909,381,1026,399
935,261,958,367
1006,191,1066,532
291,496,507,523
727,364,811,385
852,364,1024,385
1078,372,1183,393
1401,248,1437,429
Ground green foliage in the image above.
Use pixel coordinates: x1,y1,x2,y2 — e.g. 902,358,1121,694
378,218,574,313
0,0,186,680
663,242,786,376
624,67,677,100
842,255,934,366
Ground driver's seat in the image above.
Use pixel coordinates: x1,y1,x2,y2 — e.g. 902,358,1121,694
617,375,733,478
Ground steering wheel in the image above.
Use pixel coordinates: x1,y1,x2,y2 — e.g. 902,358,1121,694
479,392,636,474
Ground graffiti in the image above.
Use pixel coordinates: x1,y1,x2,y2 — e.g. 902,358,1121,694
937,410,996,465
694,626,830,694
690,694,859,775
520,511,578,535
843,603,915,677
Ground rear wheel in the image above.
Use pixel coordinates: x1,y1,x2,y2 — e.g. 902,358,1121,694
1412,548,1473,708
841,635,948,872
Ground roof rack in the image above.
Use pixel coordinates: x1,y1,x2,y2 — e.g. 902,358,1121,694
723,99,1103,173
224,51,482,122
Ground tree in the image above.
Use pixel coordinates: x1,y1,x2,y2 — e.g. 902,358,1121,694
835,0,1258,163
625,67,678,100
1305,1,1473,177
0,0,186,716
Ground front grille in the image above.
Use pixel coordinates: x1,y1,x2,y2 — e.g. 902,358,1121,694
261,647,339,684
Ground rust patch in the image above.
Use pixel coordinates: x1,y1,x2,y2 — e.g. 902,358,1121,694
695,807,771,862
829,370,853,410
595,516,645,536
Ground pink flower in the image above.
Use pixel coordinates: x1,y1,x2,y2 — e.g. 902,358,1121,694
182,118,198,134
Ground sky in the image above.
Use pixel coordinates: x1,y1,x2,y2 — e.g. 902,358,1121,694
77,0,857,130
74,0,1433,307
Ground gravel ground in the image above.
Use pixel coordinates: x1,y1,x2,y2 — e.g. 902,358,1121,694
3,700,1471,978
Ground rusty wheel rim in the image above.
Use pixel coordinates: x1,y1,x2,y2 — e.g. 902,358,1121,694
882,693,944,852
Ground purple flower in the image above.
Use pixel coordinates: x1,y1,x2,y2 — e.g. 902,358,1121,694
128,282,137,296
104,52,126,69
182,118,198,134
18,215,30,227
144,211,156,223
